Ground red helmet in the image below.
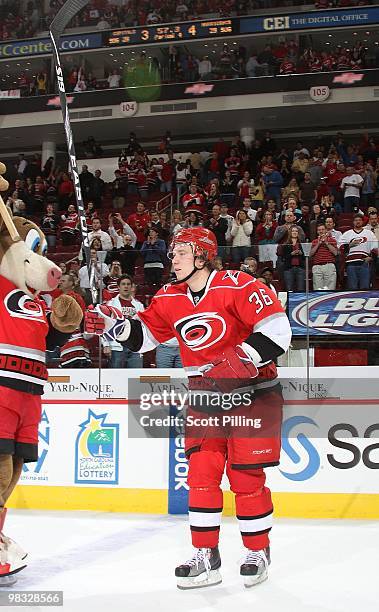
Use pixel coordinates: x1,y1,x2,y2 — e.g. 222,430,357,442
169,227,218,262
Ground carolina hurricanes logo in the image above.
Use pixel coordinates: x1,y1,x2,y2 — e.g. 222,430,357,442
351,236,367,245
175,312,226,351
4,290,45,321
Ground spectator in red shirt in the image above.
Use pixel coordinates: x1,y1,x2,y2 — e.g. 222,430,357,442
309,222,338,290
182,184,206,216
127,201,151,249
279,57,296,75
213,138,229,164
58,172,74,210
160,158,175,193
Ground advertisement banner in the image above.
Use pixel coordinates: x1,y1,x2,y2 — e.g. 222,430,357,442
0,32,103,58
168,406,188,514
0,89,20,98
287,290,379,337
240,7,379,34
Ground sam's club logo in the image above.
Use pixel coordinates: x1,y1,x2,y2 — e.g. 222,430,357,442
75,410,119,485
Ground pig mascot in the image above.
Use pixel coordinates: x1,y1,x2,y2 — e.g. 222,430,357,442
0,163,83,584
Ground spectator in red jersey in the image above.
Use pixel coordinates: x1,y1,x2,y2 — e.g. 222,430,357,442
326,161,346,212
224,148,241,179
237,171,252,200
321,50,334,72
58,172,74,210
102,261,123,301
60,204,78,246
204,152,221,183
136,162,148,202
84,201,98,231
160,157,175,193
213,137,229,165
182,184,206,216
310,222,338,290
279,56,296,75
127,201,151,249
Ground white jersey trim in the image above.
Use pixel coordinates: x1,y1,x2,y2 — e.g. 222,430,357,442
0,344,45,361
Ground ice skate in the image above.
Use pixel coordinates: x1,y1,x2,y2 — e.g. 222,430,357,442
175,546,222,589
1,534,27,563
240,547,270,588
0,539,27,580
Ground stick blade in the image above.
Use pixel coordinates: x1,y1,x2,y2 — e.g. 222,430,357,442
50,0,90,37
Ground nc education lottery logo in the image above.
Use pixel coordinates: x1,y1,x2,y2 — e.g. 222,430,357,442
75,410,119,485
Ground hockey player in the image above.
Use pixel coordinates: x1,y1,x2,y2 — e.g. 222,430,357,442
85,227,291,590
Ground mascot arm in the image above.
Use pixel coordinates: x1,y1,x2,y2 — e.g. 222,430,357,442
48,294,84,348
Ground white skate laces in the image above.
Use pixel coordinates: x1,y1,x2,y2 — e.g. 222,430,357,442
185,548,212,575
243,548,269,568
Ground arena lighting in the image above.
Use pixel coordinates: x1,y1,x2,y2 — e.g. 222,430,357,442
185,83,214,94
333,73,364,84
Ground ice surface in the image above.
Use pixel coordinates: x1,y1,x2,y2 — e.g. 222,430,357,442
2,510,378,612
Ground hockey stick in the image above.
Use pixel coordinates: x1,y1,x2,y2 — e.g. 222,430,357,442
49,0,97,303
50,0,105,399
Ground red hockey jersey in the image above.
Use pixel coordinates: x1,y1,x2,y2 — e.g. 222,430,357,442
138,270,290,385
0,276,49,393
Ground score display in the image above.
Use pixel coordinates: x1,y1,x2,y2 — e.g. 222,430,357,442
105,19,237,47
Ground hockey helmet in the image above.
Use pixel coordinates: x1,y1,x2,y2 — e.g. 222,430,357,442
169,227,218,262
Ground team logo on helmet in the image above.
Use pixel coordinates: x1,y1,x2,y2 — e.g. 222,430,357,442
4,290,45,321
175,312,226,350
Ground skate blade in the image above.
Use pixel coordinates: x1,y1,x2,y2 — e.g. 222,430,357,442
177,569,222,590
0,574,18,587
243,568,268,588
0,563,27,581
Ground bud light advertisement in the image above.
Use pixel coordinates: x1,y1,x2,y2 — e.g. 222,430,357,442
288,291,379,337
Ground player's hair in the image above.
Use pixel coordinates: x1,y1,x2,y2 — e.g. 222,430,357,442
117,274,133,286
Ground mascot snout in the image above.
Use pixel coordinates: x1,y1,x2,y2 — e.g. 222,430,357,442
47,266,62,289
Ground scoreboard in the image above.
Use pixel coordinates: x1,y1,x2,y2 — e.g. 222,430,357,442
106,20,237,47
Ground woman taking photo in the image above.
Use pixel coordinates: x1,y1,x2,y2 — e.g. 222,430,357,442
230,209,253,263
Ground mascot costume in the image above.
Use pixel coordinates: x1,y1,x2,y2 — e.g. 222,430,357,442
0,162,83,584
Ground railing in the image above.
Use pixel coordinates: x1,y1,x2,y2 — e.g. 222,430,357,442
155,193,174,217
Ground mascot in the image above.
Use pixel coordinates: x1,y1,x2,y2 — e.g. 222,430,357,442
0,163,83,585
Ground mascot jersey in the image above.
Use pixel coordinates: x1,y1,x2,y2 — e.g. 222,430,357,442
0,276,48,394
137,270,289,386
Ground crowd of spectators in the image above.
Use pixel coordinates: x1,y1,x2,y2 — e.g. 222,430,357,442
9,33,378,99
1,1,370,43
7,128,379,367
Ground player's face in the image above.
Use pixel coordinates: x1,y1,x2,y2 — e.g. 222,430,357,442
171,244,194,280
